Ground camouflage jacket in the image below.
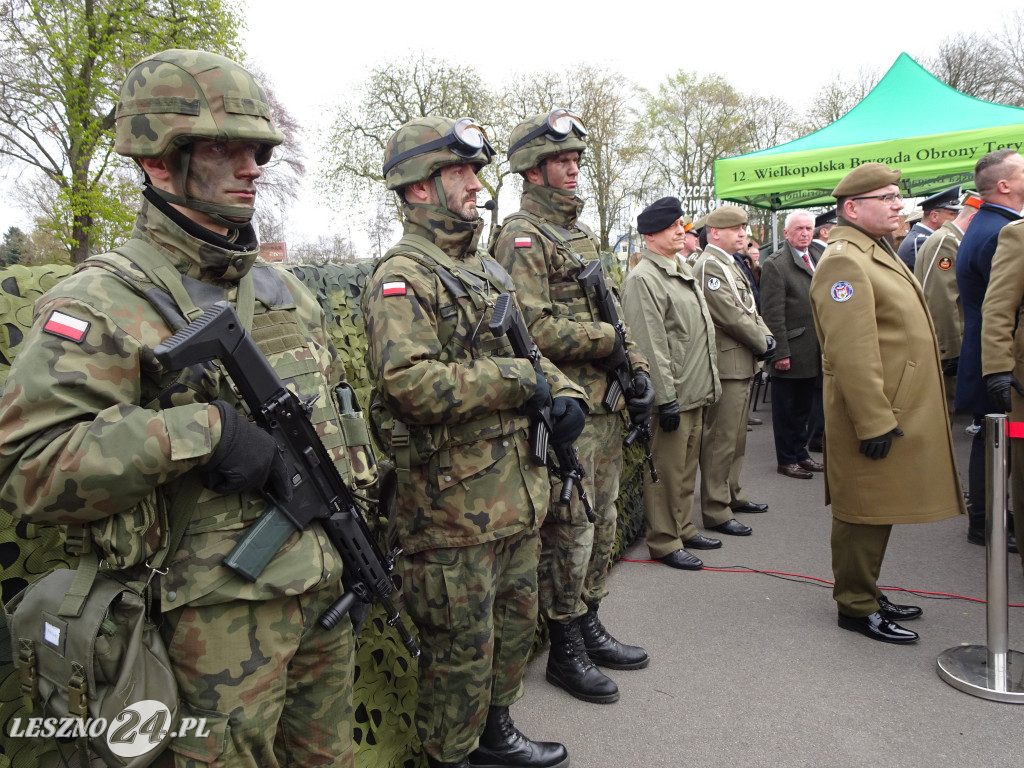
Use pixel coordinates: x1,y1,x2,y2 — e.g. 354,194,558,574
492,182,647,412
363,203,583,553
0,194,348,610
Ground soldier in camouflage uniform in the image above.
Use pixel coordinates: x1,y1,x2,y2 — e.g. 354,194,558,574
363,117,585,768
0,50,358,768
491,111,655,705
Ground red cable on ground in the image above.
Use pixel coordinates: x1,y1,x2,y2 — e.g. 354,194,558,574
619,558,1024,607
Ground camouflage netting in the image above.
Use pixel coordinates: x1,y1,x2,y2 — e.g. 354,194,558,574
0,261,644,768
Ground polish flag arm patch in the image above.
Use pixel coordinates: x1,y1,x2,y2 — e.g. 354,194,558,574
514,236,532,248
382,281,407,297
43,310,90,342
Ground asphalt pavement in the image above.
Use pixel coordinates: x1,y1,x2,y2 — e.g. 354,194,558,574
509,408,1024,768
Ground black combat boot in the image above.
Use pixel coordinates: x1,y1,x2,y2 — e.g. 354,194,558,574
545,618,619,703
467,706,569,768
580,603,650,670
427,758,469,768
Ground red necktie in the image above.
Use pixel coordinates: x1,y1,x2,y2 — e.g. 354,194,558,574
802,252,814,271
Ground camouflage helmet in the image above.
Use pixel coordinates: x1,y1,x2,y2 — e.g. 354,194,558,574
382,117,495,190
114,49,283,164
507,109,587,174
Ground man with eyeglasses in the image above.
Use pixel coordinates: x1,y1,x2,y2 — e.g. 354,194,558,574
492,110,655,707
364,117,585,768
809,163,966,645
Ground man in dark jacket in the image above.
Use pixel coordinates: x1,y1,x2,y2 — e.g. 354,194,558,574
955,149,1024,551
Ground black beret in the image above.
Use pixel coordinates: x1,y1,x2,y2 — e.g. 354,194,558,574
638,196,684,234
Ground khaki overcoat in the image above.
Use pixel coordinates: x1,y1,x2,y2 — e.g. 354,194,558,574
809,224,965,524
914,219,964,361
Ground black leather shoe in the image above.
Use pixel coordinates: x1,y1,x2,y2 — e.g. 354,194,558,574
711,519,752,536
731,501,769,513
747,416,763,425
778,463,813,479
968,525,1018,552
683,533,722,550
655,549,703,570
837,611,918,644
468,706,569,768
797,457,824,472
545,620,619,703
580,604,649,670
878,594,922,621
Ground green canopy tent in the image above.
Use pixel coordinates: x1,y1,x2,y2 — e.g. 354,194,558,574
714,52,1024,211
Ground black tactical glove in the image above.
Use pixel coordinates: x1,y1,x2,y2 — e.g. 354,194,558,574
758,335,777,361
859,427,904,460
941,357,959,377
658,400,681,432
985,371,1024,413
202,401,293,500
550,397,586,447
523,369,551,419
626,372,655,425
595,332,629,372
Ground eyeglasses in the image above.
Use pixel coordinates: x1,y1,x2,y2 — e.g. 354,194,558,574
382,117,496,177
851,193,904,205
507,108,588,157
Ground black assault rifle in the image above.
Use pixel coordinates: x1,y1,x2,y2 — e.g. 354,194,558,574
488,293,593,521
576,260,658,483
153,301,418,657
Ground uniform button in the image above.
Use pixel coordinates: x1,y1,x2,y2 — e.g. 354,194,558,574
444,475,452,482
502,440,509,447
166,591,177,601
233,257,245,268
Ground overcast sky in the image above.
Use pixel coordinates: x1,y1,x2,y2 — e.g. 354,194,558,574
2,0,1022,249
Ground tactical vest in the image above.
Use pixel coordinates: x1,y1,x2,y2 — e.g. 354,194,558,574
498,211,602,323
70,239,371,570
368,234,530,477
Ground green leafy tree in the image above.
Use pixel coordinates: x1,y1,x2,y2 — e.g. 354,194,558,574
0,0,244,263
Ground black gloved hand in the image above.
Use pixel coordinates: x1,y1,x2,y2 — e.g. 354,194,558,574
595,332,629,372
859,427,904,460
658,400,681,432
626,372,655,425
202,401,293,500
523,369,551,419
941,357,959,377
550,397,586,447
759,335,777,361
985,371,1024,413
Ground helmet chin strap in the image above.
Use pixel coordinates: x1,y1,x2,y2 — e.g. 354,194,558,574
147,146,256,230
432,174,450,214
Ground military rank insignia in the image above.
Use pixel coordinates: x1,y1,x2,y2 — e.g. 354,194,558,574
42,310,89,342
938,257,952,271
830,281,854,302
514,236,532,248
382,281,407,297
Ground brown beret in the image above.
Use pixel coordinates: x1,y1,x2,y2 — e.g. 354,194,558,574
706,205,747,228
693,213,709,232
831,162,901,198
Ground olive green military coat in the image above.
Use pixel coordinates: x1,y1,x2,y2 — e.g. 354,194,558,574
914,219,964,361
809,224,965,524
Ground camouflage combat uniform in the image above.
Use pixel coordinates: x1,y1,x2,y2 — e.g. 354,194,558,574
492,183,647,623
0,193,356,768
363,201,582,763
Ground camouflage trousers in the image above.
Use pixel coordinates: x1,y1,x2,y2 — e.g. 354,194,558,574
400,529,539,763
160,588,354,768
540,413,623,623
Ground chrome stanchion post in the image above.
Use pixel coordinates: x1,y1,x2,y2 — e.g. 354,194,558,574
936,414,1024,703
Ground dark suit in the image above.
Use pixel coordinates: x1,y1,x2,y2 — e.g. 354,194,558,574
955,201,1021,527
896,222,934,270
760,243,821,464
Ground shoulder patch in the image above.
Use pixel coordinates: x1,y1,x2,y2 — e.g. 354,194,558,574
938,256,952,271
706,277,721,291
43,310,89,342
382,281,407,297
514,236,532,248
830,281,854,302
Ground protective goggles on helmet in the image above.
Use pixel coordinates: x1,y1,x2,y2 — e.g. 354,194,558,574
507,109,588,158
383,117,496,177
